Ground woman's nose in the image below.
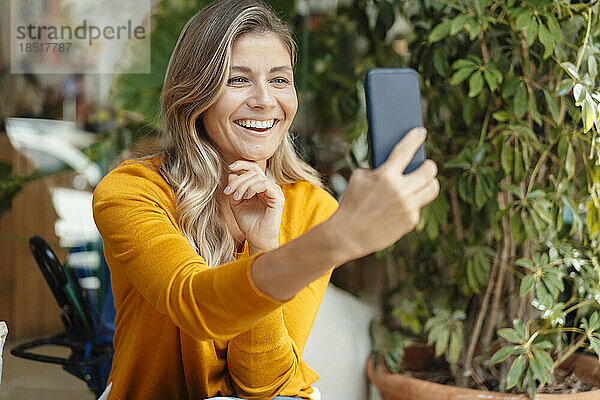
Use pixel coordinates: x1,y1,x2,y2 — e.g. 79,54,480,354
247,83,276,109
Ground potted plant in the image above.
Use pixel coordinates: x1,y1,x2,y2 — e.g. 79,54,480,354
304,0,600,398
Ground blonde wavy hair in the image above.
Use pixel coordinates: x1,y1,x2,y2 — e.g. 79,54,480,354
147,0,323,267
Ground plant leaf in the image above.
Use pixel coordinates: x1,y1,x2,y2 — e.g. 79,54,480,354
451,15,468,36
546,13,561,39
491,345,520,365
429,20,452,43
522,215,538,240
452,58,477,70
507,355,527,389
469,71,484,97
565,144,575,178
432,47,448,77
494,111,510,122
561,62,580,80
513,84,528,118
498,328,523,344
583,99,595,132
448,330,462,364
515,10,532,31
520,274,536,296
529,354,550,385
590,337,600,358
543,89,560,124
503,76,521,99
538,22,553,59
506,183,523,197
465,17,480,40
513,319,527,339
435,327,450,357
588,56,598,80
533,340,553,349
590,311,600,331
483,68,497,92
450,67,476,85
573,83,585,104
531,347,554,372
556,79,574,96
510,211,523,242
524,18,538,47
516,258,536,271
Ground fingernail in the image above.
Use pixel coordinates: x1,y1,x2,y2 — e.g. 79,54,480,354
224,186,231,194
418,127,427,136
233,191,240,199
228,162,236,168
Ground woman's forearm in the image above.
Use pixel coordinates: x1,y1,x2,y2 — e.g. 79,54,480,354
251,130,440,302
250,216,355,301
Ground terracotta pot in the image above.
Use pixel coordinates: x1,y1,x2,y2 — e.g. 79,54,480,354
367,353,600,400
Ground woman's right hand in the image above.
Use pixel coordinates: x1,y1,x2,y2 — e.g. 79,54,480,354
328,127,439,262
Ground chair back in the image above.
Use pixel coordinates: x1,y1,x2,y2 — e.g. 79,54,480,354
29,236,94,343
10,237,113,397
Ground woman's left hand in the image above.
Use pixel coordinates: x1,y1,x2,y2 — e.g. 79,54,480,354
224,160,284,254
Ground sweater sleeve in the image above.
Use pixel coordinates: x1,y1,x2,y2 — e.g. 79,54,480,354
92,161,289,341
227,184,339,399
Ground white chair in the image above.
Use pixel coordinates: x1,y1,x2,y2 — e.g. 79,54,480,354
0,321,8,386
303,284,378,400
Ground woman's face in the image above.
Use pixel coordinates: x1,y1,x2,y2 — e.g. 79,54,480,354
202,32,298,170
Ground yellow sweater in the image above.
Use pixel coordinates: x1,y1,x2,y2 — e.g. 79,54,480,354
92,158,339,400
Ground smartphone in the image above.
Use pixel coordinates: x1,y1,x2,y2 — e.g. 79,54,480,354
365,68,425,173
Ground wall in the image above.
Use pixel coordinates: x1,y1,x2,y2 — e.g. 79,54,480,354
0,134,70,340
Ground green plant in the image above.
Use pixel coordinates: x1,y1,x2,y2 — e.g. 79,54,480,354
307,0,600,398
0,160,44,220
111,0,210,127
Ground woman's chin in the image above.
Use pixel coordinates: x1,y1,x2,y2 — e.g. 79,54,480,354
234,150,277,163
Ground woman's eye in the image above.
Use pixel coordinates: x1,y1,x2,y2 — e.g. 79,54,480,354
272,77,291,85
227,77,248,84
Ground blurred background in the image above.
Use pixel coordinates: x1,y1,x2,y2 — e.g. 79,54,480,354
3,0,600,399
0,0,402,398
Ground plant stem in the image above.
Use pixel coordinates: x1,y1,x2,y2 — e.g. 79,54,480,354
563,299,594,316
575,8,592,72
463,189,508,376
449,185,464,240
553,334,587,369
481,201,510,349
478,32,490,64
526,135,560,196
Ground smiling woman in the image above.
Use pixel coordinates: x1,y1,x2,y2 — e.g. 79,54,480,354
92,0,439,399
93,1,333,398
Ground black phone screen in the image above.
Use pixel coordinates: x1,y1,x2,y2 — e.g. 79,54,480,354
365,68,425,173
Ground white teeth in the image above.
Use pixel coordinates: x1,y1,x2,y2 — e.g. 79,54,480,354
236,119,275,129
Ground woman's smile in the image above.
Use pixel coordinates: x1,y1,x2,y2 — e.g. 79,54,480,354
233,118,279,134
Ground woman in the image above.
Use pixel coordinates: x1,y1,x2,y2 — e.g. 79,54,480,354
93,0,439,399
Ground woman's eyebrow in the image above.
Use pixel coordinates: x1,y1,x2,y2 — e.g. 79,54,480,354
231,65,292,73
